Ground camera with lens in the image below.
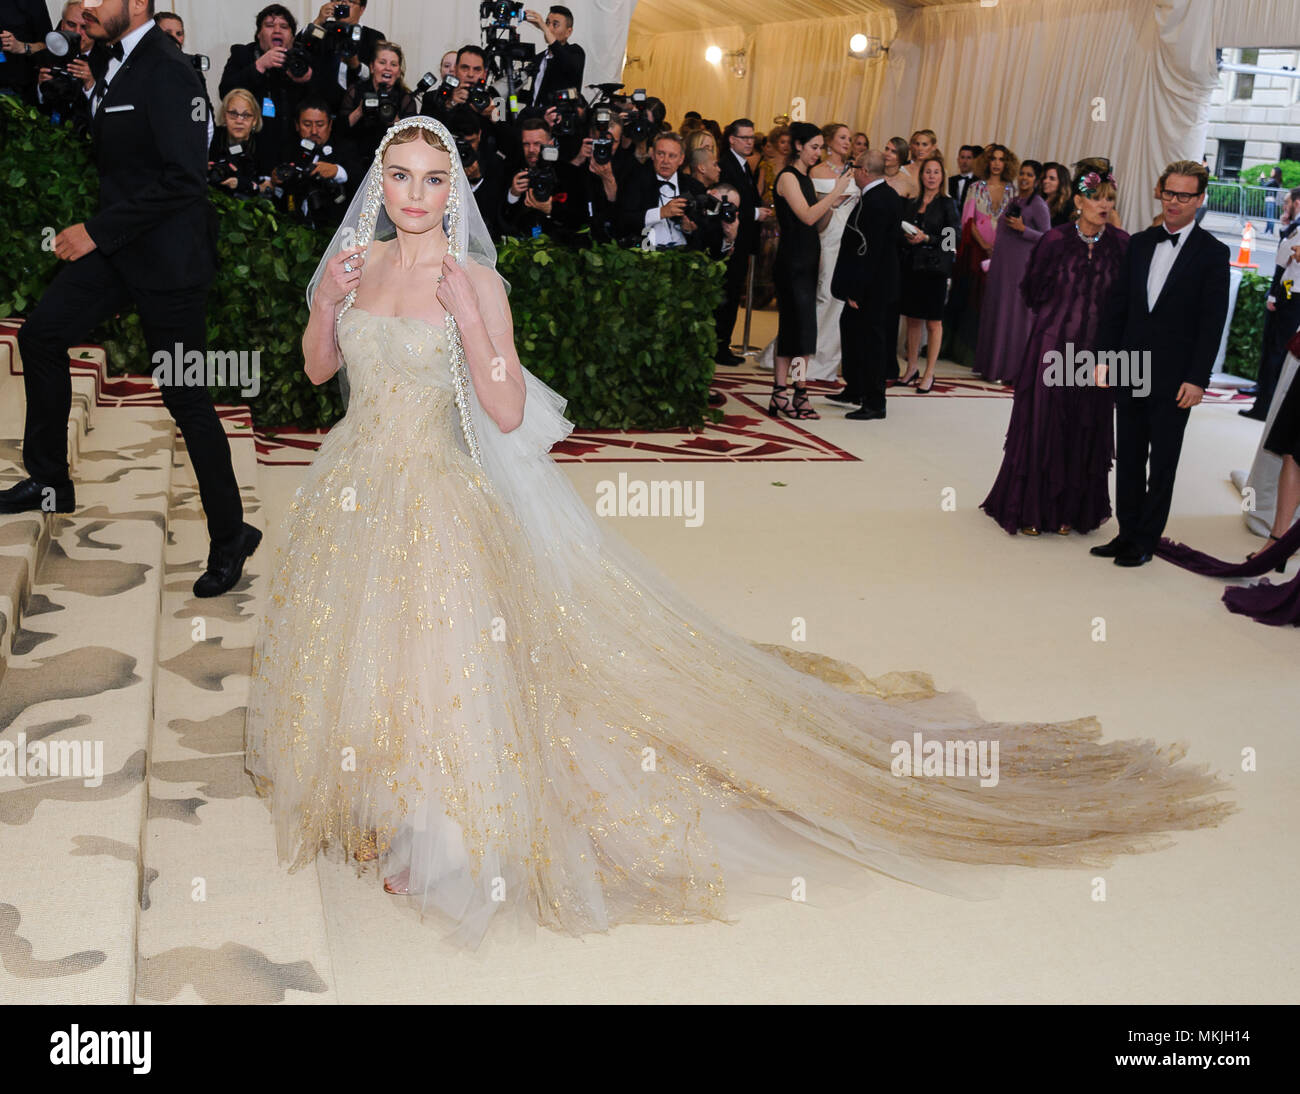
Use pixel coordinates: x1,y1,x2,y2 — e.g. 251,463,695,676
38,29,85,115
549,87,583,139
362,87,399,126
616,89,660,143
272,138,326,187
187,52,210,73
527,144,560,201
285,24,325,79
208,143,254,193
455,136,478,170
590,105,615,165
321,4,363,56
480,0,525,28
681,192,737,224
466,79,494,113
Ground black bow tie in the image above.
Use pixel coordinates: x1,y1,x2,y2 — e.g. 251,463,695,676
107,40,124,62
1162,229,1181,247
658,178,676,191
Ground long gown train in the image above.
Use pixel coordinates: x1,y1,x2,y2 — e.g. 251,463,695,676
246,306,1231,949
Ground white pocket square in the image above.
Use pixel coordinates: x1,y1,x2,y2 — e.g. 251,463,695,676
104,104,135,113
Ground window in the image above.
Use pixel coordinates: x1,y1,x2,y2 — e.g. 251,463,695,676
1234,48,1259,100
1281,143,1300,165
1218,139,1245,178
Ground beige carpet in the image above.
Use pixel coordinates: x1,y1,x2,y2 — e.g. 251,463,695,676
252,310,1298,1004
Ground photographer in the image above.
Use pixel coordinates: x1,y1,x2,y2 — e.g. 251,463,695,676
0,0,51,101
307,0,386,101
219,5,317,169
336,40,417,164
522,6,583,111
154,12,214,147
35,1,93,127
685,147,721,188
269,97,359,229
616,131,707,249
502,117,579,241
208,89,274,199
567,107,630,243
448,104,506,242
714,118,771,364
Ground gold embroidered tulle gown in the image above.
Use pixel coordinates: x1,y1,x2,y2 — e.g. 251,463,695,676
246,306,1230,949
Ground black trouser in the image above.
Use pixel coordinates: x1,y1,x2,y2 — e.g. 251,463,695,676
1115,392,1191,553
16,250,243,546
1257,297,1300,413
840,295,894,413
714,245,750,356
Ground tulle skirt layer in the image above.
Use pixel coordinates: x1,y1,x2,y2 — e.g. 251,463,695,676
248,399,1229,949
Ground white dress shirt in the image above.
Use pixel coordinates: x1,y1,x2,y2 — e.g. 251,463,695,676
643,170,686,248
89,18,152,115
1146,219,1194,311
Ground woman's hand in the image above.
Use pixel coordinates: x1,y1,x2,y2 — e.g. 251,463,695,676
437,255,483,328
315,246,364,308
1005,214,1025,233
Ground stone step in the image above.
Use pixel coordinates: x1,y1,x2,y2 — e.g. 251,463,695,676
0,397,175,1003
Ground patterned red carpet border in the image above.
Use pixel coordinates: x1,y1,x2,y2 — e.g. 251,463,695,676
0,321,1258,466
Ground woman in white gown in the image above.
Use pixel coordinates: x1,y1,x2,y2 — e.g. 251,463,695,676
759,124,859,383
246,117,1230,951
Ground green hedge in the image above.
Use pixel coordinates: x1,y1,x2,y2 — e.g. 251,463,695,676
1224,270,1270,380
0,97,723,432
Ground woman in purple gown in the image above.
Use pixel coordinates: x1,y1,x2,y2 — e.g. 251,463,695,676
982,159,1128,536
974,159,1051,386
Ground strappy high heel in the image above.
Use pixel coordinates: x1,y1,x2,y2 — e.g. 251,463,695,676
768,384,800,419
1247,533,1286,573
790,385,820,419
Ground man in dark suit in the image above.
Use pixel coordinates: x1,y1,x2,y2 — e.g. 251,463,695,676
830,150,903,421
948,145,981,214
306,0,386,106
1,0,255,598
1093,160,1230,567
523,6,584,111
1241,186,1300,420
616,131,708,249
714,118,773,365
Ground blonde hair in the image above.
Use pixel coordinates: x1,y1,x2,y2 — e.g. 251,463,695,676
220,88,262,133
684,129,715,158
1158,159,1208,195
384,126,448,156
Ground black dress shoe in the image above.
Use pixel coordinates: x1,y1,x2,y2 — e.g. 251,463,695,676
194,522,262,598
1114,549,1153,567
825,391,861,405
714,351,746,366
1089,536,1130,558
1238,407,1266,420
707,390,726,407
0,476,75,514
1241,385,1259,396
845,407,886,420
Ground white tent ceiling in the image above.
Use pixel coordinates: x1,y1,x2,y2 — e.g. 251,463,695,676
629,0,975,36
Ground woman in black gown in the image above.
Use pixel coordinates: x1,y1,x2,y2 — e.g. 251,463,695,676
770,121,854,420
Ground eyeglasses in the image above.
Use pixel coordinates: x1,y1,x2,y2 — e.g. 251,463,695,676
1159,189,1200,204
226,110,255,121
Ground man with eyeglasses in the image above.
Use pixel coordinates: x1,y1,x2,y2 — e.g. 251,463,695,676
1094,160,1230,567
714,118,772,364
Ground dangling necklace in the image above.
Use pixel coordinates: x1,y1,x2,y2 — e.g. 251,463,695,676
1075,221,1105,244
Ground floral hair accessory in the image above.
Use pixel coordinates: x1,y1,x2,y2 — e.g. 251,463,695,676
1075,160,1117,196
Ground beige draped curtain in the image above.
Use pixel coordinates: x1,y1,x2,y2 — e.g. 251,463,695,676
624,10,896,134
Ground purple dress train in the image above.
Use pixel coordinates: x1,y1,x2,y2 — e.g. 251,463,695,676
1157,520,1300,626
974,193,1051,385
981,224,1131,534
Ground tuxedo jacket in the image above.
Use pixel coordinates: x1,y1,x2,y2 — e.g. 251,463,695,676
1096,223,1230,397
528,41,586,108
85,25,217,291
831,181,904,306
615,163,706,246
948,172,973,213
718,149,763,257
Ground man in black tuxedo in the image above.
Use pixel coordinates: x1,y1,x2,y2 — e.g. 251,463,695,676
522,6,584,112
306,0,386,105
714,118,773,365
1,0,256,598
830,150,903,421
1241,186,1300,420
616,131,708,249
948,145,980,214
1093,160,1230,567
